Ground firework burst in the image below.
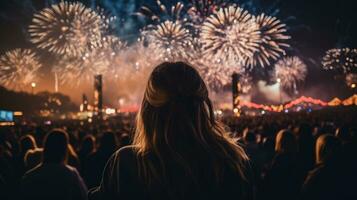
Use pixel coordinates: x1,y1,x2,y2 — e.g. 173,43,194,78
247,14,290,67
0,49,42,91
29,2,102,57
54,35,125,86
237,73,253,94
322,48,357,73
200,5,261,68
193,58,243,90
187,0,226,24
137,0,185,22
274,56,307,90
144,20,194,62
345,73,357,87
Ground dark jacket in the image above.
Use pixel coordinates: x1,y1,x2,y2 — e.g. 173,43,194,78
89,146,255,200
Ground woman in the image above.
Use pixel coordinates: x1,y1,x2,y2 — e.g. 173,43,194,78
21,129,88,200
89,62,254,200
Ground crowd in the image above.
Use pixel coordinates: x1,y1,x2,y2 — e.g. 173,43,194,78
1,62,357,200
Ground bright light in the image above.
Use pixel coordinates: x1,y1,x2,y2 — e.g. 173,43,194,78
31,82,36,88
277,78,281,83
13,111,23,116
233,108,239,113
261,110,266,114
351,83,356,89
105,108,116,115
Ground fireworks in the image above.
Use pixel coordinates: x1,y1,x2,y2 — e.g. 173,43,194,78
238,73,253,94
247,14,290,67
54,35,125,86
200,5,261,68
29,2,102,57
274,56,307,90
54,55,106,86
322,48,357,73
144,20,194,62
188,0,226,24
0,49,41,91
137,1,185,22
194,58,243,90
345,73,357,87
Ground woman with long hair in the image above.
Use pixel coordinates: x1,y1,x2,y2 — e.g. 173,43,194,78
89,62,254,200
20,129,87,200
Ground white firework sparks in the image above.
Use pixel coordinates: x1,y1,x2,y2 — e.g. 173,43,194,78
193,58,243,91
144,20,194,62
29,2,102,57
137,1,185,22
200,5,261,68
274,56,307,90
238,73,253,94
54,35,126,86
345,73,357,87
0,49,42,91
322,48,357,73
247,14,290,67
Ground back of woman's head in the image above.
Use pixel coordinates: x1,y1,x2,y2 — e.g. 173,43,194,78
43,129,69,164
134,62,249,184
275,129,298,154
315,134,341,164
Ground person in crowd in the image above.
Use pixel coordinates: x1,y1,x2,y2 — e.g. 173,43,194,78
24,144,43,171
301,134,346,200
241,128,259,158
295,123,315,172
0,131,16,200
18,135,36,162
88,62,255,200
79,135,96,186
335,125,351,144
261,129,304,200
79,135,96,163
20,129,87,200
85,131,118,188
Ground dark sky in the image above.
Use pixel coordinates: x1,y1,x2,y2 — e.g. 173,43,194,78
0,0,356,103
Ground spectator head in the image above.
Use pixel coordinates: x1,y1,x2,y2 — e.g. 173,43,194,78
43,129,69,164
335,126,350,142
99,131,117,152
315,134,341,164
275,129,298,154
19,135,37,154
80,134,96,154
134,62,249,183
243,128,256,144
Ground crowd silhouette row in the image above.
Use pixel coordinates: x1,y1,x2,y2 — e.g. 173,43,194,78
1,62,357,200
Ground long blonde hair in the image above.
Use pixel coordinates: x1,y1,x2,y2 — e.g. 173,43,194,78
133,62,250,186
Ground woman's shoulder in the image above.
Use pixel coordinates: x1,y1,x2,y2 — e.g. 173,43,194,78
108,146,138,167
113,145,136,158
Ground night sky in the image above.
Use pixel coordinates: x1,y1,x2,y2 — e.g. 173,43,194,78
0,0,357,104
